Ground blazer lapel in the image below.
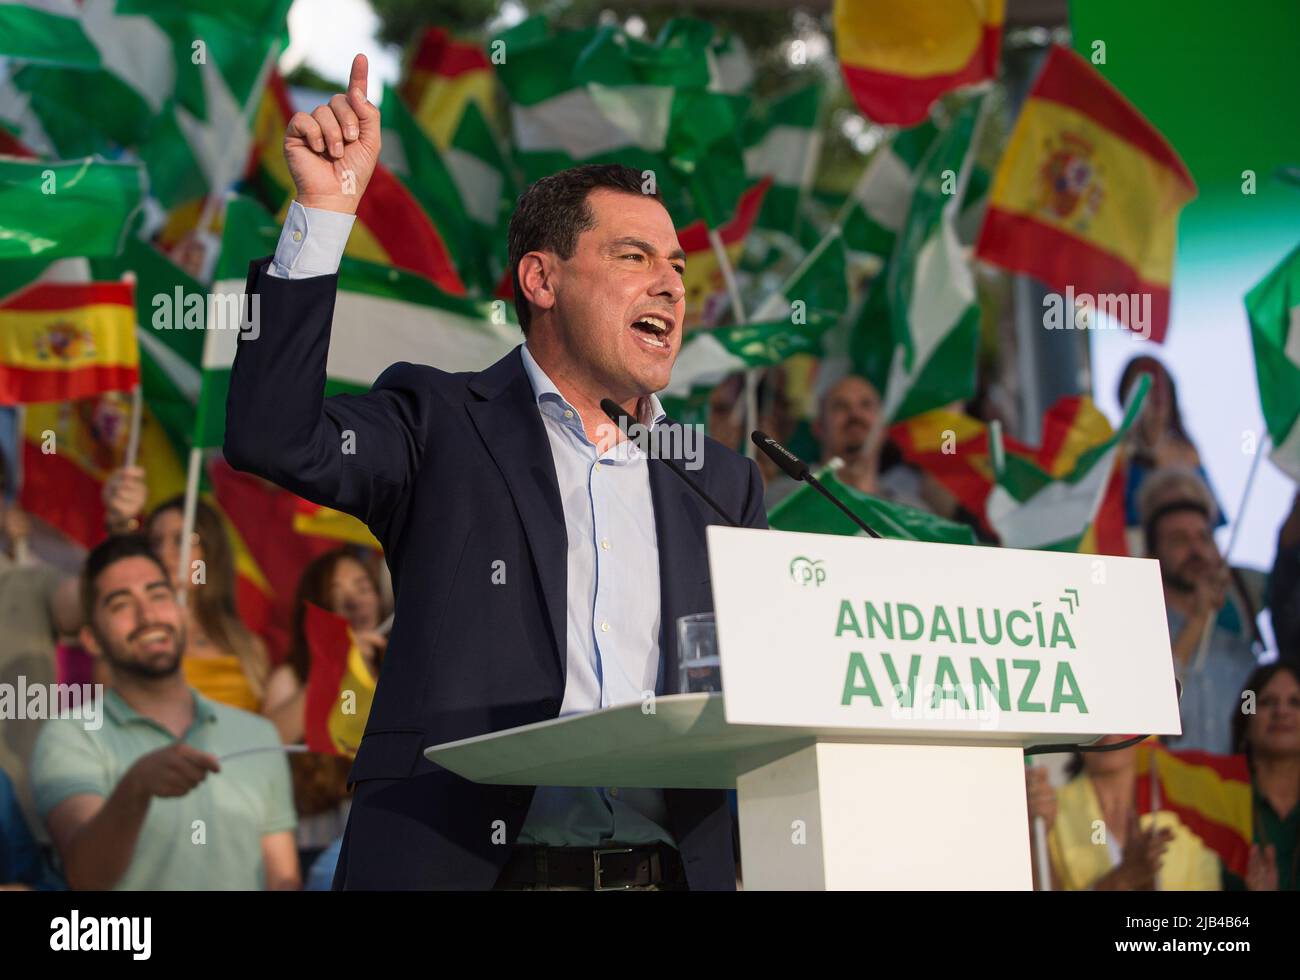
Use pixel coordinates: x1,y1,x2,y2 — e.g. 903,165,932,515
466,349,568,680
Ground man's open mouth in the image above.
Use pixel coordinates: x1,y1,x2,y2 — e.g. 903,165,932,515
630,313,673,351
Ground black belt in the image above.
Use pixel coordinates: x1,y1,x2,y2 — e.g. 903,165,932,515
497,843,686,890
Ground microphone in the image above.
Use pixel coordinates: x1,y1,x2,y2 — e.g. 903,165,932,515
600,398,739,528
750,430,883,539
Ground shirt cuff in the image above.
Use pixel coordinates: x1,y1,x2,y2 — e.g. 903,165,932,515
267,201,356,279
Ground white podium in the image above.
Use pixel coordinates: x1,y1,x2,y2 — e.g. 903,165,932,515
426,528,1181,890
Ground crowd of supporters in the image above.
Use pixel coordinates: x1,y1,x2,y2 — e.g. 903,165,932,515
0,352,1296,891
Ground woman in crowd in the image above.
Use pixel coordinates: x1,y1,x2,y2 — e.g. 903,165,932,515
1027,735,1221,890
1229,662,1300,890
263,548,388,876
104,467,269,711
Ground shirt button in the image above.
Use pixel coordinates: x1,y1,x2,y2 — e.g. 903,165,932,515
594,462,602,471
609,787,620,799
601,538,610,550
600,621,610,633
292,230,303,242
564,409,573,419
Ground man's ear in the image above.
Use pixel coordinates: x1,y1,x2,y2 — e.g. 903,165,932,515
517,252,557,314
79,624,103,659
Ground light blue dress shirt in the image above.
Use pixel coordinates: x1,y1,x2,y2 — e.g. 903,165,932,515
268,205,676,847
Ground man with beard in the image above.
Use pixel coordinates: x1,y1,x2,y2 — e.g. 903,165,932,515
1139,469,1262,753
30,536,298,890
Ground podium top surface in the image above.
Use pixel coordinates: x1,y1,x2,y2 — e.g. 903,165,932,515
424,694,1093,789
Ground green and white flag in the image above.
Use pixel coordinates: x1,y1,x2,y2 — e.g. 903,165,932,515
986,376,1150,552
839,120,938,268
1246,242,1300,481
663,227,847,399
863,98,983,424
494,15,750,228
769,465,978,545
0,156,146,260
743,82,823,235
194,197,520,448
446,101,516,287
380,86,487,293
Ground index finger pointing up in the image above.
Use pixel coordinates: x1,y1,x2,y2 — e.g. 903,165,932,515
349,53,368,100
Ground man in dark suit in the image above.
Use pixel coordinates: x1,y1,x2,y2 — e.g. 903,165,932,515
224,54,767,890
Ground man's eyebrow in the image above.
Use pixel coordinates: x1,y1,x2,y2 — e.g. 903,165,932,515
607,236,687,263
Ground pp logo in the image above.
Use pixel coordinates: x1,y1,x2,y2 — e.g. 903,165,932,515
789,556,825,587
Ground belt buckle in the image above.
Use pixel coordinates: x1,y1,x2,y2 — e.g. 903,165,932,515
593,846,635,891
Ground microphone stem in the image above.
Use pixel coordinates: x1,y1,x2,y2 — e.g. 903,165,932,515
658,458,738,527
804,473,883,538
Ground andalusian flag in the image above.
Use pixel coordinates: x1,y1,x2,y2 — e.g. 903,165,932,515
0,1,102,68
0,280,137,404
853,98,982,423
975,45,1196,343
839,120,938,268
665,219,842,399
769,465,978,545
0,156,145,261
303,602,374,757
1245,243,1300,482
402,26,497,150
1135,744,1253,880
987,376,1149,552
445,101,515,288
743,82,823,235
495,16,751,229
195,196,518,450
834,0,1004,126
245,70,465,294
677,179,771,328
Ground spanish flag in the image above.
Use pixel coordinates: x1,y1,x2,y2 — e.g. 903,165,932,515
975,46,1196,343
1136,744,1252,879
0,281,137,405
303,602,375,757
402,26,498,150
245,70,466,296
834,0,1004,126
891,394,1129,554
677,178,770,328
293,498,381,550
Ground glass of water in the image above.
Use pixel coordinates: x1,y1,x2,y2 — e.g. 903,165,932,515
677,612,721,694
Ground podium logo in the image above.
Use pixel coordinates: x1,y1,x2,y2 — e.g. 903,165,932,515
789,556,826,587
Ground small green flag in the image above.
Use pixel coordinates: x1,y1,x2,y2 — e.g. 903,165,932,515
0,156,145,260
769,468,978,545
1246,242,1300,481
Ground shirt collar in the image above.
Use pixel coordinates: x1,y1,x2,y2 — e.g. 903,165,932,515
104,686,219,732
519,343,667,431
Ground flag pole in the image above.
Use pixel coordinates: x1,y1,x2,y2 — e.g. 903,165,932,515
1024,756,1052,891
10,404,30,567
1192,432,1270,671
707,226,757,459
124,384,143,471
176,446,204,604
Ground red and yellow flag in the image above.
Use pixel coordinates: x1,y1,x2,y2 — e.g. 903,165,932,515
0,281,138,405
891,394,1129,554
246,70,466,295
975,45,1196,343
834,0,1004,126
1136,744,1253,879
302,602,375,757
402,26,497,150
677,178,771,328
293,498,381,550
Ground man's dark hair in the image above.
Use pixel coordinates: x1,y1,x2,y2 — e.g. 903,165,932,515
507,163,661,334
80,533,171,626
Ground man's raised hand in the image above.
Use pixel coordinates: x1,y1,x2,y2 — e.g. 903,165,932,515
284,53,381,215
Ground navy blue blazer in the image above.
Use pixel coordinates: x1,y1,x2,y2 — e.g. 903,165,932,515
224,258,768,889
